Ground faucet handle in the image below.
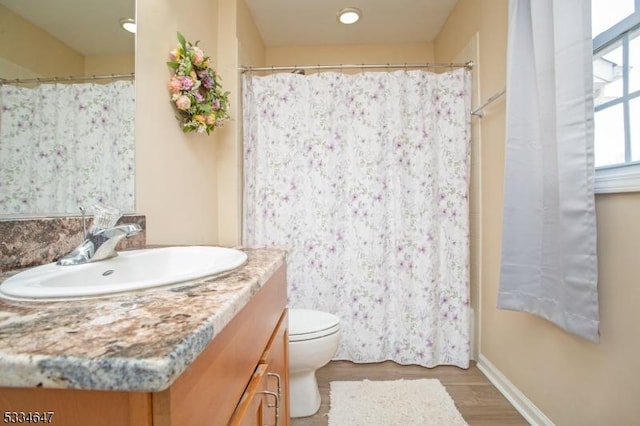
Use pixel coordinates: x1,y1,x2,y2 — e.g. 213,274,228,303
92,204,121,229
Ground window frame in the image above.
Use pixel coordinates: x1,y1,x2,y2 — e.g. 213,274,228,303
593,1,640,193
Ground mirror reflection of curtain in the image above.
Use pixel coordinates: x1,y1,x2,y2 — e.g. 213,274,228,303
243,69,472,368
0,80,135,215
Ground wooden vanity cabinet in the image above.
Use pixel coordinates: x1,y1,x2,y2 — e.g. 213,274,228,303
0,263,289,426
152,263,290,426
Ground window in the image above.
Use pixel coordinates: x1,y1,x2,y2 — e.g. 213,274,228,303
592,0,640,192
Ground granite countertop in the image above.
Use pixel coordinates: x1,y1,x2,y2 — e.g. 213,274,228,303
0,247,286,392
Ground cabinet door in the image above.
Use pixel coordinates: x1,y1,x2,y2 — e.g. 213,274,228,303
229,364,270,426
260,310,290,426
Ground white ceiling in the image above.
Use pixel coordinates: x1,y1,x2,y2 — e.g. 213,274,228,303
244,0,459,46
1,0,458,56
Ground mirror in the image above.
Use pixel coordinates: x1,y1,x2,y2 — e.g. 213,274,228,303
0,0,135,218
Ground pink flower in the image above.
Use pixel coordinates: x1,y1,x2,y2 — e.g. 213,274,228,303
175,95,191,111
202,77,213,89
192,47,204,66
181,76,194,91
212,99,221,110
169,76,182,94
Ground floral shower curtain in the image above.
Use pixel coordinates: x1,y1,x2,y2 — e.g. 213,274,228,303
243,69,471,367
0,81,135,215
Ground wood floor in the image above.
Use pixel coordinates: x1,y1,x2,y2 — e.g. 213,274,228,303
290,360,528,426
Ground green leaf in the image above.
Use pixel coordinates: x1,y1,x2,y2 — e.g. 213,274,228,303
166,61,180,70
177,32,186,50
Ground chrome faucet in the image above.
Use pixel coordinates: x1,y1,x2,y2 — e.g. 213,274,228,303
57,205,142,266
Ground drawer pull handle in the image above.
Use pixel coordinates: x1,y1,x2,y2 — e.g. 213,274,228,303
267,372,282,401
260,390,279,426
267,372,282,423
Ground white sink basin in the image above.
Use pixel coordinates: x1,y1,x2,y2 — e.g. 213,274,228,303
0,246,248,301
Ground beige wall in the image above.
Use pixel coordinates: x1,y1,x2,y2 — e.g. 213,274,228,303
214,0,241,246
84,54,135,75
237,0,266,69
0,4,83,78
435,1,640,424
215,0,266,246
136,0,220,244
135,0,264,246
266,43,434,69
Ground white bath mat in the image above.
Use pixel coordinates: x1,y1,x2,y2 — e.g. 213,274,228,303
328,378,469,426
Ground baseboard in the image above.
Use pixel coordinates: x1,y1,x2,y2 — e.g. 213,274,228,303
476,354,554,426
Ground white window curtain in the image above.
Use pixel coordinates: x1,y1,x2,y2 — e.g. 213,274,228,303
499,0,599,341
243,70,472,368
0,81,135,215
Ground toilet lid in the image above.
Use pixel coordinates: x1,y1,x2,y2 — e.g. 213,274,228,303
289,309,340,342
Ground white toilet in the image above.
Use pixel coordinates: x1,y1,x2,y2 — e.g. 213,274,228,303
288,308,341,418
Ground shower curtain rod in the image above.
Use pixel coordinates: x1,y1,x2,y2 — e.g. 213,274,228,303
240,61,474,73
471,88,506,117
0,73,135,85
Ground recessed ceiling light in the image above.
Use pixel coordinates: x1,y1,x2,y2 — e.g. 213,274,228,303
119,18,137,34
338,7,361,25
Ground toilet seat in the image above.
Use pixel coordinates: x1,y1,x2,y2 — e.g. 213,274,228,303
289,309,340,342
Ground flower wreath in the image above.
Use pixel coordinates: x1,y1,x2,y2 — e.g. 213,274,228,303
167,32,230,134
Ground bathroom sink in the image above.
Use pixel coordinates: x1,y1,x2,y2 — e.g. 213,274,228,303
0,246,248,301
